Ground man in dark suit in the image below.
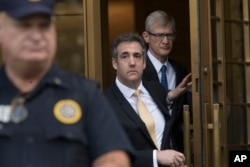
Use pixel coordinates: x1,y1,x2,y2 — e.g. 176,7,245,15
104,32,186,167
142,10,192,152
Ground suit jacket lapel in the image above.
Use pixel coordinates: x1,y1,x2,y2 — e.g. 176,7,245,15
111,83,157,147
168,59,185,86
143,82,172,149
143,57,160,82
143,81,170,118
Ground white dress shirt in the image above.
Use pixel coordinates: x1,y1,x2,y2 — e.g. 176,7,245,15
147,50,176,115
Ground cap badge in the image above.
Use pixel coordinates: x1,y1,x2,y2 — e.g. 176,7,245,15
53,99,82,124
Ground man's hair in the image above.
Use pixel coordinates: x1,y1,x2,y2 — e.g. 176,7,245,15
112,32,147,59
145,10,175,32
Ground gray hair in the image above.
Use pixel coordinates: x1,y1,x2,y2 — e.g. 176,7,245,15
145,10,175,32
112,32,147,59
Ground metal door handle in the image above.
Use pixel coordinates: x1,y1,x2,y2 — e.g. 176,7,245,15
213,104,220,167
183,105,191,166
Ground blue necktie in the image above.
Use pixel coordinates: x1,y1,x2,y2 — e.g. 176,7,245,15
160,65,168,90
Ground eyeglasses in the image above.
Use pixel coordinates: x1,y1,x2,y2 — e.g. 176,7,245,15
146,31,176,41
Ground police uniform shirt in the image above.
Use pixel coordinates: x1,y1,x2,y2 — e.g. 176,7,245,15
0,64,133,167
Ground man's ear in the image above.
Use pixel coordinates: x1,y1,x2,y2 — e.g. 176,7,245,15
142,31,149,43
112,58,118,70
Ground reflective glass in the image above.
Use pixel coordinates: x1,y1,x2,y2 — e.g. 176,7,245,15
55,0,85,74
228,106,247,145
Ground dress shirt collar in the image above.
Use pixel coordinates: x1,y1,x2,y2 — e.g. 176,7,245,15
147,50,169,73
115,77,147,98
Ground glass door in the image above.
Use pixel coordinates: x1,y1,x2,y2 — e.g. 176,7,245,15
55,0,85,74
224,0,250,165
188,0,250,166
55,0,103,84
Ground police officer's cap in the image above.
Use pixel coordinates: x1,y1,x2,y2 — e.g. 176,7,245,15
0,0,55,19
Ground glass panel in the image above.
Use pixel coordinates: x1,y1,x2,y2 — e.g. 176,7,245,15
210,0,216,17
224,22,244,62
224,0,243,20
211,19,218,61
56,0,83,15
224,0,248,150
55,0,85,74
55,15,84,74
226,63,245,103
228,106,247,145
211,18,222,104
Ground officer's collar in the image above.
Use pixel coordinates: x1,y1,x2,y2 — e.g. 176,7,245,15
36,63,70,89
0,65,18,92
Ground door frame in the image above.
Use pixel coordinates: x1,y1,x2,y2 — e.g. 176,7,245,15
189,0,225,166
83,0,103,87
189,0,203,166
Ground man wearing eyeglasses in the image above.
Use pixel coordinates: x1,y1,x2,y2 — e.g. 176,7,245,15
0,0,134,167
142,10,192,153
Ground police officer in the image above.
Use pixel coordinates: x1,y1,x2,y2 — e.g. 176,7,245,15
0,0,133,167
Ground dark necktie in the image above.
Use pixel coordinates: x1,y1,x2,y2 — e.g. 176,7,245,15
160,65,168,90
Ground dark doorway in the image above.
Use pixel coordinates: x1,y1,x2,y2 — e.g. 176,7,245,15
102,0,191,89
